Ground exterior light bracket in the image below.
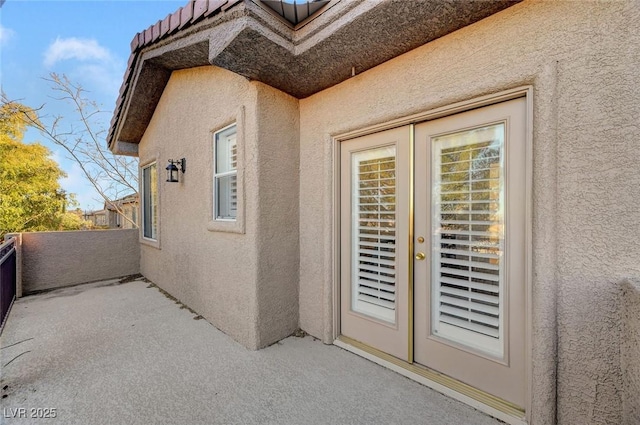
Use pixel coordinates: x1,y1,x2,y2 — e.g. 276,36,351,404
166,158,186,183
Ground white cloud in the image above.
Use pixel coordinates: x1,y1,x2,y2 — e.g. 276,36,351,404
50,150,63,165
44,37,112,68
0,25,15,46
76,63,124,99
43,36,125,99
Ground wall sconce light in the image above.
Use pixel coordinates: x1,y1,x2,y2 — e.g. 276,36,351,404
166,158,186,183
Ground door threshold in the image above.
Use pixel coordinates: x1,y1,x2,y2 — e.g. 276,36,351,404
334,336,527,425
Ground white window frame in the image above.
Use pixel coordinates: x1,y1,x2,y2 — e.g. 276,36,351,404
207,107,245,234
141,161,159,243
213,123,238,222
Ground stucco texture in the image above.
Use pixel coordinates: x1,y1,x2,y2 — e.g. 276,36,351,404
138,66,299,350
297,1,640,424
621,279,640,425
21,230,139,293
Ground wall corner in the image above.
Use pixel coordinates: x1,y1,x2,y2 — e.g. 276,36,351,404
5,233,23,298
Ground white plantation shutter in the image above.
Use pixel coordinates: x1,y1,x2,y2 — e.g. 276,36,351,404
214,125,238,220
432,123,505,357
228,134,238,216
351,146,397,323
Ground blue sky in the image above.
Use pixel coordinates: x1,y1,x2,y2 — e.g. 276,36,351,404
1,0,185,211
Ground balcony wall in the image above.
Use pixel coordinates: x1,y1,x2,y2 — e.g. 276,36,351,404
20,230,140,294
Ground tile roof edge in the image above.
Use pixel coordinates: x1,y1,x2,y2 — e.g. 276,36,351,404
110,0,244,149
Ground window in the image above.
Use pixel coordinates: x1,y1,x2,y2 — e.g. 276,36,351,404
213,124,238,221
430,123,505,357
207,114,244,234
351,146,398,324
142,162,158,240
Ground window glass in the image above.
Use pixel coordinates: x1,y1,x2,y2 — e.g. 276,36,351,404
214,125,238,220
431,123,505,357
350,146,397,324
142,163,158,239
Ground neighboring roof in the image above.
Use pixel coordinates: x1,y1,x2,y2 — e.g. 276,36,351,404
105,193,139,211
108,0,521,155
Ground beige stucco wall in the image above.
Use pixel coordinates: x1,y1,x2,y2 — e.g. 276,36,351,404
253,84,301,347
621,279,640,425
298,1,640,424
21,230,139,293
138,66,299,350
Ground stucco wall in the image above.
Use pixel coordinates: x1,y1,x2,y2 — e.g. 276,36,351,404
138,66,299,349
298,1,640,424
621,279,640,425
21,230,139,293
253,84,300,347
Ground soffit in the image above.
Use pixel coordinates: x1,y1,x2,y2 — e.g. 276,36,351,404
262,0,330,26
109,0,521,152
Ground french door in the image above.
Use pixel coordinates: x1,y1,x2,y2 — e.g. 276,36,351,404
340,97,527,407
339,126,410,361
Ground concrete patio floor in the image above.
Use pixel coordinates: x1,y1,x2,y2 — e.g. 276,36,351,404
0,278,502,425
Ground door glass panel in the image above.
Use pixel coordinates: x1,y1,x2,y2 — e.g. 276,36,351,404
431,123,505,358
351,146,397,323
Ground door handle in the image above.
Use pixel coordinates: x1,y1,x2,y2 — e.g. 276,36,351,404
415,252,426,261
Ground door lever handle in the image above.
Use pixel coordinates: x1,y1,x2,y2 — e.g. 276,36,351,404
415,252,426,261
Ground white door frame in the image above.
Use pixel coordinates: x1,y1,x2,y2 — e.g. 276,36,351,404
332,86,533,425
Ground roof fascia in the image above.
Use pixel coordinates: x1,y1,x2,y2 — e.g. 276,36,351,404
109,0,521,152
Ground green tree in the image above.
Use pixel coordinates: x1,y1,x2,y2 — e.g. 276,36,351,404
58,209,91,231
3,74,139,228
0,101,69,236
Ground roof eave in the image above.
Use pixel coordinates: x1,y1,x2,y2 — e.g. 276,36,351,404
108,0,522,153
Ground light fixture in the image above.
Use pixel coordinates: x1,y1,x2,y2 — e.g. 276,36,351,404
166,158,186,182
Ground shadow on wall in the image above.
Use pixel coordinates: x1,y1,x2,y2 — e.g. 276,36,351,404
621,279,640,425
14,230,140,295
